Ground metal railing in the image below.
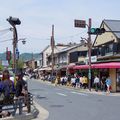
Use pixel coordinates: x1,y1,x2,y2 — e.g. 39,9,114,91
0,92,33,116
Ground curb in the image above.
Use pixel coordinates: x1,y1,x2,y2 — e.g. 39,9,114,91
2,102,39,120
33,99,49,120
36,79,120,97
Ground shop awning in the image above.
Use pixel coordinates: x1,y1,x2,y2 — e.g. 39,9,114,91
39,67,52,71
62,65,75,69
73,64,90,69
93,62,120,69
73,62,120,69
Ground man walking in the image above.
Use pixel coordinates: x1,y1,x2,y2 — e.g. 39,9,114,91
94,76,100,92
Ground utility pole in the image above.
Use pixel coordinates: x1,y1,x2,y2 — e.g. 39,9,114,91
7,16,21,74
88,18,92,91
51,25,55,76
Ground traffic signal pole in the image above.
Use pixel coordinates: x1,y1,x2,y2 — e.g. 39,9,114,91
74,18,92,91
88,18,92,91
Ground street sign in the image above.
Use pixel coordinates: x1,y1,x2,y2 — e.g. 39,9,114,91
74,19,86,28
16,48,19,60
2,60,9,67
85,56,97,64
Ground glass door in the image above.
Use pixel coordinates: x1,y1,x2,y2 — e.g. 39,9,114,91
116,69,120,91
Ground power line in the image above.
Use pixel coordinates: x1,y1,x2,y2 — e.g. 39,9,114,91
0,28,12,33
27,31,86,42
0,38,13,43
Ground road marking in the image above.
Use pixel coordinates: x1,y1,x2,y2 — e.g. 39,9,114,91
71,91,88,96
56,92,67,97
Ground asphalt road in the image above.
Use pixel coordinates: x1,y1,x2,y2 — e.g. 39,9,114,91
28,79,120,120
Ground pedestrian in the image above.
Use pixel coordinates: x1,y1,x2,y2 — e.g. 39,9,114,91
55,76,60,86
14,71,28,115
71,76,76,87
0,78,4,118
75,76,80,88
105,76,112,94
79,76,83,88
94,76,100,92
101,76,106,91
67,75,71,86
2,69,15,104
64,76,67,86
0,69,15,118
60,76,64,85
82,76,88,89
15,71,28,98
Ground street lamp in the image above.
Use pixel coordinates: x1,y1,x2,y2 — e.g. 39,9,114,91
7,16,21,74
19,38,26,45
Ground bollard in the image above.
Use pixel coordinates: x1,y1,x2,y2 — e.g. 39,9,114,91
19,98,23,115
27,92,31,113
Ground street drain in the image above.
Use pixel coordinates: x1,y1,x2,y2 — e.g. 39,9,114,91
50,105,64,108
36,95,47,99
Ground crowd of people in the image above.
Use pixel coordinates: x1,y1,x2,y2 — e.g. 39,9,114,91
0,69,28,118
47,74,112,94
54,75,89,88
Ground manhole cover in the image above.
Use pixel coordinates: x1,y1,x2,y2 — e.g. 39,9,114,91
50,105,64,108
98,99,102,102
30,88,44,91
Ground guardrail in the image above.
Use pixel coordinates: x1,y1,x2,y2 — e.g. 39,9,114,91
0,92,33,116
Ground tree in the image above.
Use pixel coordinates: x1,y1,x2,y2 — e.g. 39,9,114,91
17,59,24,69
0,64,3,71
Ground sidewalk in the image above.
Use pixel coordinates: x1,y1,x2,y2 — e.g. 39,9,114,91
2,101,39,120
36,79,120,97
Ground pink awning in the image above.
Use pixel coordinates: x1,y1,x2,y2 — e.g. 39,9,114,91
62,65,75,69
73,64,90,69
73,62,120,69
93,62,120,69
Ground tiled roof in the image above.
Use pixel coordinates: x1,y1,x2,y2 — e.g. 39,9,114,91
104,19,120,38
56,44,80,53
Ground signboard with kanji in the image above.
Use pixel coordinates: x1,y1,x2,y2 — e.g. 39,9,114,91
74,19,86,28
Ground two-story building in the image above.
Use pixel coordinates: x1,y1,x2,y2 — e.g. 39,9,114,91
93,19,120,92
74,19,120,92
39,44,68,76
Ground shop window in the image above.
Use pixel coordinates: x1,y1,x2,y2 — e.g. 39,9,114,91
116,69,120,91
101,47,105,56
117,43,120,53
105,44,113,53
69,52,78,63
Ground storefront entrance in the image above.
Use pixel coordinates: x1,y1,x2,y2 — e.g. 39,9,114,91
116,69,120,91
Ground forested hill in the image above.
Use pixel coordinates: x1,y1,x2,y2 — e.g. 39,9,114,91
0,53,40,61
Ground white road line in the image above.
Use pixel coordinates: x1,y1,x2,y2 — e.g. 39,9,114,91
56,92,67,97
71,91,88,96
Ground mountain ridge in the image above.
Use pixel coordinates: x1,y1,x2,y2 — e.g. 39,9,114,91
0,53,40,61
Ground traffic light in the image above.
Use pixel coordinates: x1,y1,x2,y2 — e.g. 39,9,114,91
6,51,11,61
89,28,106,35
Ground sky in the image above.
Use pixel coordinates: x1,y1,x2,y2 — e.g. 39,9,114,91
0,0,120,53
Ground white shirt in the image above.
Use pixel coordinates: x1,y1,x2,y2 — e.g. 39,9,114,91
94,77,100,83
